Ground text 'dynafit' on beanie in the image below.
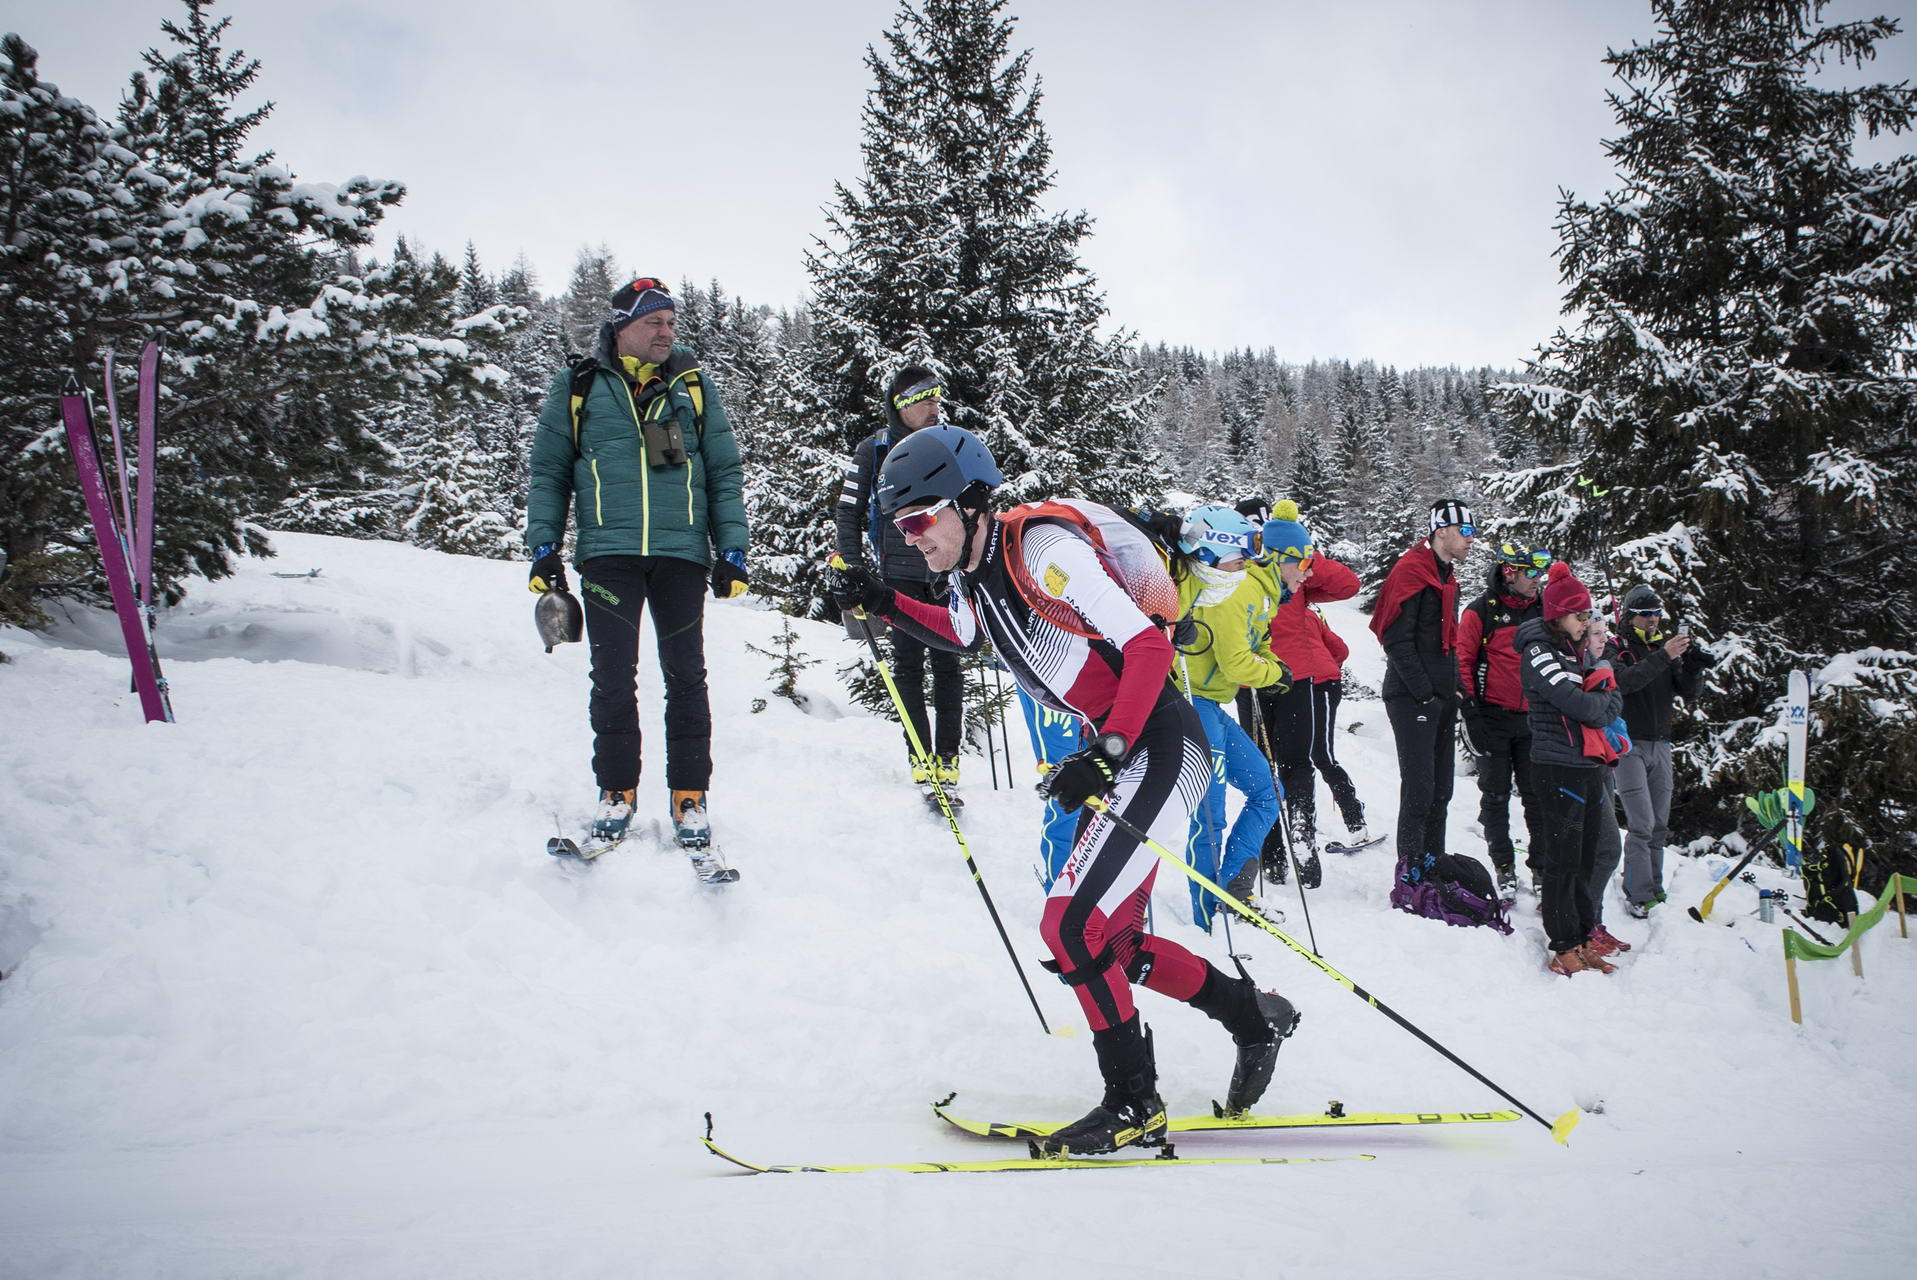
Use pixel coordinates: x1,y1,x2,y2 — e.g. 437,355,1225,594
1542,561,1594,620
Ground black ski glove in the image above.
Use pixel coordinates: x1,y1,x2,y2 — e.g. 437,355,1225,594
712,549,750,600
1043,745,1122,812
529,543,567,595
825,557,897,619
1459,698,1490,758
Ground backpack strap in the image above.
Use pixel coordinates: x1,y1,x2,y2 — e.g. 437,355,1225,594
565,350,707,452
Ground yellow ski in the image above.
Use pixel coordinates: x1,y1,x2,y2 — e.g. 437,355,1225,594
701,1115,1373,1175
931,1094,1520,1139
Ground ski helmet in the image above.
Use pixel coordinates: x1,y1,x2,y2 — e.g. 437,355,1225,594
1492,541,1551,576
1179,504,1259,566
877,424,1003,513
1622,584,1665,614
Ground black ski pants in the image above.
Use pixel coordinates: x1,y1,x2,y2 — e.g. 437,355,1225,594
580,555,712,793
1535,762,1603,954
886,582,963,760
1466,705,1543,873
1385,692,1458,867
1257,677,1364,849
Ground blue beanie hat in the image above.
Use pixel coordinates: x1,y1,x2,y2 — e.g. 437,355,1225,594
1262,500,1314,563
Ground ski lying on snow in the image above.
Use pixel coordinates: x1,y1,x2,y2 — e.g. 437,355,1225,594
932,1095,1518,1139
702,1115,1371,1175
1324,836,1387,856
547,830,740,883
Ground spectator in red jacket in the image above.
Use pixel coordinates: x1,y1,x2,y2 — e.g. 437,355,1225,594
1457,542,1551,899
1252,502,1368,888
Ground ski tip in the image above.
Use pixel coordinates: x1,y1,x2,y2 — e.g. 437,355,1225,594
1686,907,1705,922
1551,1108,1582,1146
547,837,581,858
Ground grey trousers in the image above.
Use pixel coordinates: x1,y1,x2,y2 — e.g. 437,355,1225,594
1612,739,1674,906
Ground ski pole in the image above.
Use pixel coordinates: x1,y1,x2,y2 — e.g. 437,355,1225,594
1074,791,1581,1144
978,663,1000,790
830,556,1057,1037
1688,826,1784,923
992,663,1015,792
1247,687,1318,953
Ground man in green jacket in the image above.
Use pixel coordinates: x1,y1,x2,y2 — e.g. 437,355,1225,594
524,278,750,848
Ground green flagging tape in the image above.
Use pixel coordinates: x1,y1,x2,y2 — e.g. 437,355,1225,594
1782,874,1915,964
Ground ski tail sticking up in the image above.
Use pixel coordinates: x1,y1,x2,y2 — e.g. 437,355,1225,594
58,376,171,723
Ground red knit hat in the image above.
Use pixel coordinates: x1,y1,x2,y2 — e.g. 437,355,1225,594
1542,561,1593,620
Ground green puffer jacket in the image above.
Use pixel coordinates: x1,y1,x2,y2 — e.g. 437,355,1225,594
1171,562,1289,704
524,347,749,566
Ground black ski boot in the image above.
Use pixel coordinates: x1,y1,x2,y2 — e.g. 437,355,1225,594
1030,1018,1166,1158
1188,964,1301,1116
1296,847,1323,890
1492,859,1519,902
1225,989,1301,1115
1260,828,1288,883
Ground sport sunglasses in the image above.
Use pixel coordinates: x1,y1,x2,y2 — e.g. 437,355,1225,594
893,497,956,538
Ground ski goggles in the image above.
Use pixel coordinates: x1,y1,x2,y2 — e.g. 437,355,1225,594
1630,608,1663,617
1271,539,1315,569
892,379,943,412
1496,543,1552,576
892,497,956,539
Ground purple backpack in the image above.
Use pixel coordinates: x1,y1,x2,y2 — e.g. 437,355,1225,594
1391,853,1514,934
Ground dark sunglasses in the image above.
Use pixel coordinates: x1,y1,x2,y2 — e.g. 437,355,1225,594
1630,608,1662,617
893,497,955,538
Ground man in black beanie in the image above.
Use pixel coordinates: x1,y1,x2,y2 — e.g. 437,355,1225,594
835,365,966,803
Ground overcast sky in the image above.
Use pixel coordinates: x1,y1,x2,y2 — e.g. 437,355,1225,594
12,0,1916,368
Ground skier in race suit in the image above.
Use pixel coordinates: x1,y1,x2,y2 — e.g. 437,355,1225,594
824,426,1298,1156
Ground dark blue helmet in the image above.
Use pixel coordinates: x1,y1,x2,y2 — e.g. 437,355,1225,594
876,425,1003,514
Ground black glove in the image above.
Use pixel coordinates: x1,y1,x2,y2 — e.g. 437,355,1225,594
1043,745,1122,812
1460,701,1490,758
825,558,896,619
528,543,567,595
712,549,750,600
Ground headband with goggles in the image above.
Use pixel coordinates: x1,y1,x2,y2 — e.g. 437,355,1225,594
892,380,943,412
609,278,675,323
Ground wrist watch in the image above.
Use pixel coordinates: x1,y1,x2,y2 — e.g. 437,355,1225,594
1091,732,1127,762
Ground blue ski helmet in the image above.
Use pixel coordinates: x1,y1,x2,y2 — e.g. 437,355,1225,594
877,425,1003,514
1179,504,1259,566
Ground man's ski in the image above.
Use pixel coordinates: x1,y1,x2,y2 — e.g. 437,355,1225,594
702,1115,1371,1175
932,1095,1517,1139
686,845,741,884
1783,669,1810,878
549,826,739,883
1324,835,1386,856
548,833,631,863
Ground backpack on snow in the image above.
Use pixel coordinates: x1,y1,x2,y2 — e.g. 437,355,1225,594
1390,852,1514,934
997,499,1181,639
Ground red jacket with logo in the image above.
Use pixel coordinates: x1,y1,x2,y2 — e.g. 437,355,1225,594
1267,556,1359,683
1457,587,1542,712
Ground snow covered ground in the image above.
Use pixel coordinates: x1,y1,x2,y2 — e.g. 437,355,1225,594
1,531,1912,1279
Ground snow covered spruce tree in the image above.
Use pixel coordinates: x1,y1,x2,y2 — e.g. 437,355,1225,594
0,1,516,622
1485,0,1917,881
756,0,1158,614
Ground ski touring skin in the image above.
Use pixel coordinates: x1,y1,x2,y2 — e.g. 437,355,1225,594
701,1115,1372,1175
932,1095,1519,1139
